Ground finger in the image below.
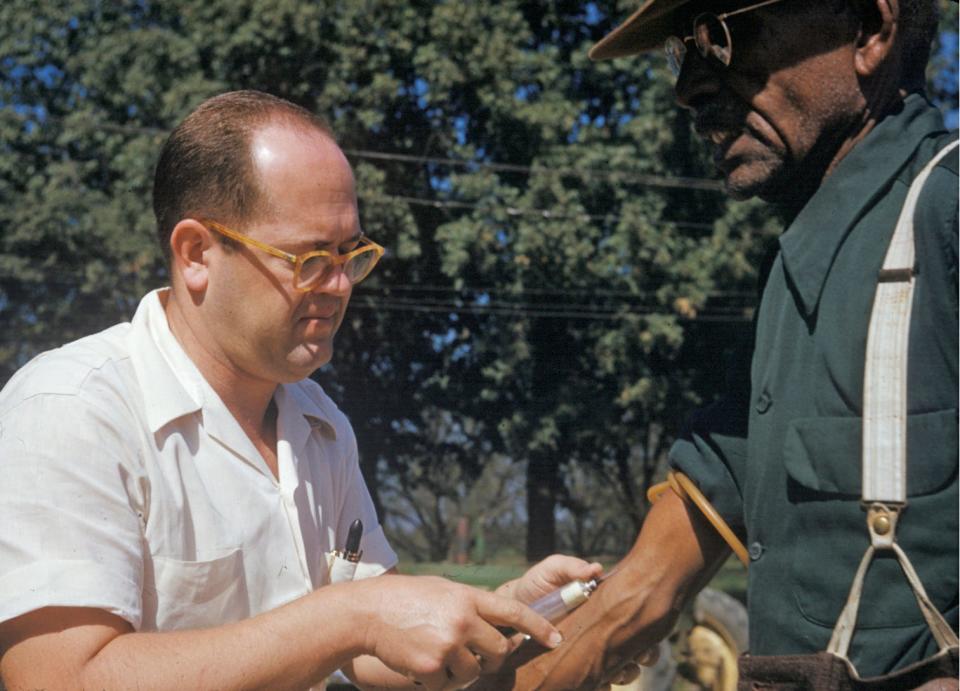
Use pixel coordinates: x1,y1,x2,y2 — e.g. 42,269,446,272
636,645,661,667
536,555,604,585
459,621,513,671
441,646,482,689
611,661,643,685
474,592,562,651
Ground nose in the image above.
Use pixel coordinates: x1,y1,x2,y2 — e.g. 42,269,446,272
311,263,352,296
674,48,723,111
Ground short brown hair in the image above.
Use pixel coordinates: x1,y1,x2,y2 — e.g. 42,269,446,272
152,90,334,259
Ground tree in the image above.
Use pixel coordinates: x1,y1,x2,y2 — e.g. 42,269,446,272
1,0,955,564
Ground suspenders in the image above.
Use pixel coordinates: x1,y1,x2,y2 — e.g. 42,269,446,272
825,140,960,670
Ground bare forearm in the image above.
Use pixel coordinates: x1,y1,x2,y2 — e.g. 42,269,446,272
89,603,357,689
482,492,729,690
2,582,371,691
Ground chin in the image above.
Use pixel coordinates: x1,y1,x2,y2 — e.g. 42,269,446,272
722,174,765,201
285,345,333,379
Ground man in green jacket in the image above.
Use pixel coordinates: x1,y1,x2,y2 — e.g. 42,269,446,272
492,0,958,688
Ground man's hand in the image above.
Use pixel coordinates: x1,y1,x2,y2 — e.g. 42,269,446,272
357,574,562,690
473,492,729,690
495,555,604,605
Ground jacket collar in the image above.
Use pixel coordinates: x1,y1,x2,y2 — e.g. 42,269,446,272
777,94,948,318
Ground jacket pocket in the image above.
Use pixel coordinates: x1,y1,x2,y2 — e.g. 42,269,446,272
142,548,249,630
782,409,958,630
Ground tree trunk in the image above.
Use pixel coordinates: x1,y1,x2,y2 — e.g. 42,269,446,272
526,453,558,562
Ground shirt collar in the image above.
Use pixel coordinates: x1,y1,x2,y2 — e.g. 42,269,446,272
279,381,339,442
778,94,948,317
128,289,340,441
128,288,203,434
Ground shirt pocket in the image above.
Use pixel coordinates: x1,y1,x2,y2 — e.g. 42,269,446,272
782,409,958,631
143,548,249,630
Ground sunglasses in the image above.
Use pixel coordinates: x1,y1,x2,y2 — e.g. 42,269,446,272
664,0,787,77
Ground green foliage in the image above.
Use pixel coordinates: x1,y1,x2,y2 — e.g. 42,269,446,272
1,1,954,562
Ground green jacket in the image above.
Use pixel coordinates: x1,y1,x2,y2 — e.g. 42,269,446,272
670,94,958,676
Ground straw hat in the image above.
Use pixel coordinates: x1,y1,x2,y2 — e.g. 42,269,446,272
588,0,693,60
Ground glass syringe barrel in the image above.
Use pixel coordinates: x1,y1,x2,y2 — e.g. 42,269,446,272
499,578,599,637
529,578,598,622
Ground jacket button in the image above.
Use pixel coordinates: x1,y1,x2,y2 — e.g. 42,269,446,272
755,391,773,414
749,541,765,561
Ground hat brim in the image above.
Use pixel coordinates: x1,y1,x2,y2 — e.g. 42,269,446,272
588,0,693,61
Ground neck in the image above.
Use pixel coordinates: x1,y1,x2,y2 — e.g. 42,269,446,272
163,288,277,440
771,88,908,217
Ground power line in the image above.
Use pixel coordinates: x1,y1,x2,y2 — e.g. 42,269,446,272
356,284,755,299
364,194,715,230
343,148,725,192
350,295,753,322
5,272,757,303
24,113,725,191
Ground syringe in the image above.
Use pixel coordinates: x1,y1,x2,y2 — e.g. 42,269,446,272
528,578,598,622
499,577,600,637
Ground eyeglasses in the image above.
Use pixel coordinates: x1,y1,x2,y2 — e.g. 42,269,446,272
202,219,384,291
664,0,787,77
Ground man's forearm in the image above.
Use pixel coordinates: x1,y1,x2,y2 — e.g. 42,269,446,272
1,582,371,691
481,491,730,690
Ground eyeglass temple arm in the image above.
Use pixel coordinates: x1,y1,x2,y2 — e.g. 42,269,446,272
205,220,298,263
720,0,786,20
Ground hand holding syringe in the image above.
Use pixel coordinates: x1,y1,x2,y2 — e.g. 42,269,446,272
499,569,615,637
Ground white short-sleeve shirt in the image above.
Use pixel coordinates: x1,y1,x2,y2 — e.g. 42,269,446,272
0,288,397,631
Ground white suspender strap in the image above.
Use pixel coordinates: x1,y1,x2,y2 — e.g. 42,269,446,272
861,138,959,505
827,139,959,663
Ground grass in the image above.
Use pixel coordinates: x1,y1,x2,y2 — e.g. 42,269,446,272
402,554,748,602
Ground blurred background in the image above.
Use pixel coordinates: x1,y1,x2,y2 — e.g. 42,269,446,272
0,6,956,686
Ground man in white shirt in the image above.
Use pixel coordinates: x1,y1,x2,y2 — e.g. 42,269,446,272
0,90,598,690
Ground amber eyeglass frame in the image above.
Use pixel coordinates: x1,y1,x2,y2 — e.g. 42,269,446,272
664,0,788,77
202,219,384,292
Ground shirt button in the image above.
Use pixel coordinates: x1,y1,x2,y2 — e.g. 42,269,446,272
755,390,773,414
749,541,765,561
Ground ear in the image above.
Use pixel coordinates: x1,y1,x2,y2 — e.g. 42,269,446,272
169,219,214,293
854,0,898,79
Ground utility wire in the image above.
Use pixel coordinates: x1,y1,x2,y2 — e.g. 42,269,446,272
349,298,753,322
27,114,725,191
357,284,755,298
342,148,725,192
363,194,715,230
17,115,727,226
7,271,757,302
352,294,753,318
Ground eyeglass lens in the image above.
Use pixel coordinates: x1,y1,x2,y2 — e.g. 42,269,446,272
664,14,733,76
694,14,732,65
298,249,378,289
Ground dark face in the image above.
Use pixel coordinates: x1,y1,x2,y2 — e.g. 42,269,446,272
673,2,866,207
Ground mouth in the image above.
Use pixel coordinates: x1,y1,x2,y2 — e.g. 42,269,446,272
297,309,340,339
300,311,337,322
693,101,749,165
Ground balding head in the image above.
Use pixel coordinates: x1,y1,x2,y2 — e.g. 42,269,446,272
152,90,335,262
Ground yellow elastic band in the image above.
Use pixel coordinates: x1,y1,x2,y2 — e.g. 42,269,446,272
647,471,749,567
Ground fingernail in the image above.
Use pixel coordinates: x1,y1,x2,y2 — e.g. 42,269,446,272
548,631,563,648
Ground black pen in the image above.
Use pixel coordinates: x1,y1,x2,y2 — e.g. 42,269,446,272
328,519,364,583
344,518,363,563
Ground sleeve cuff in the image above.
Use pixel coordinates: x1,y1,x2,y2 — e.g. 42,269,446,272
0,559,142,629
352,524,398,580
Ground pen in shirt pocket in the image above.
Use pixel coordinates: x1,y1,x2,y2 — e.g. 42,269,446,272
328,518,363,583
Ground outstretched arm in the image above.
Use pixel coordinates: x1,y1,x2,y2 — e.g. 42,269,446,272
0,573,562,691
477,490,730,690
